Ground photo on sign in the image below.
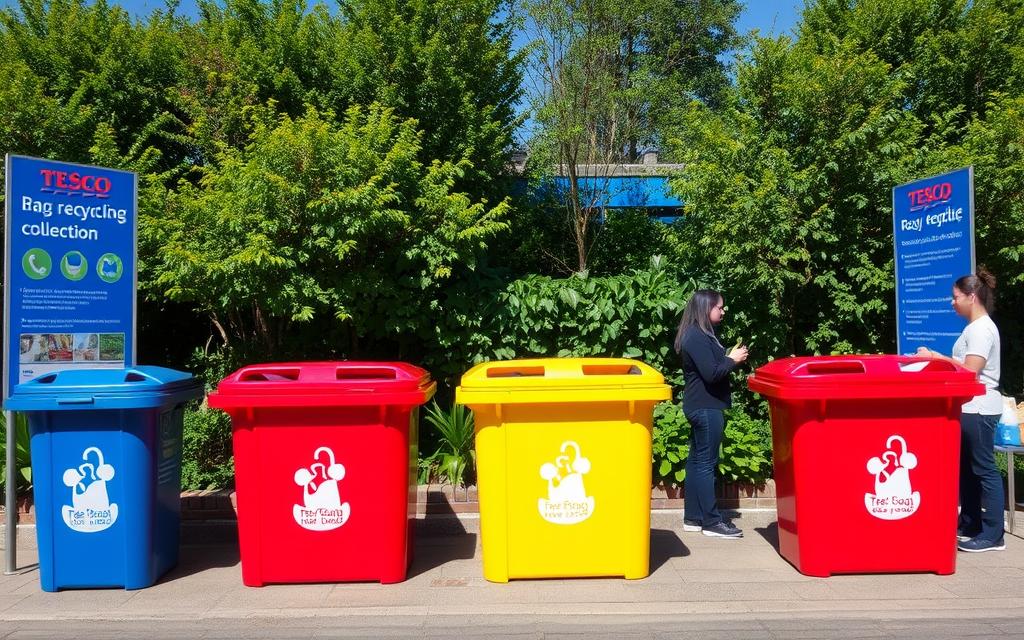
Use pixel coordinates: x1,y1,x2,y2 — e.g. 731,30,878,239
19,333,72,362
98,333,125,361
73,333,99,361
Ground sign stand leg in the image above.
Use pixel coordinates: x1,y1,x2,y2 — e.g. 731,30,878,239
4,410,16,575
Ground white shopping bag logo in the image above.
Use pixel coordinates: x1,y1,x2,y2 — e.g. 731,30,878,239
61,446,119,533
292,446,351,531
864,435,921,520
538,441,595,525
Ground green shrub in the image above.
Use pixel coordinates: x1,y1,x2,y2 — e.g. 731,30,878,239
181,404,235,490
588,210,681,276
652,401,774,487
719,407,773,484
186,347,245,389
653,402,689,484
996,450,1024,492
426,256,695,388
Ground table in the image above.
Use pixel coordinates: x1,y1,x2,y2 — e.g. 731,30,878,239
995,445,1024,535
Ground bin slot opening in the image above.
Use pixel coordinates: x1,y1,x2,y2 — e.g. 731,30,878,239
124,372,148,382
239,369,300,382
581,364,641,376
486,366,545,378
335,367,397,380
799,361,866,375
899,359,956,373
35,373,59,384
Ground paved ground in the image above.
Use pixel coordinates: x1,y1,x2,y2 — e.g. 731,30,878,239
3,511,1024,638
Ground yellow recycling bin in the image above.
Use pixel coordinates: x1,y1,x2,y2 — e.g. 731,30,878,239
456,358,671,582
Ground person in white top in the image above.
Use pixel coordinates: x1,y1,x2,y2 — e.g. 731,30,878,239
917,268,1004,552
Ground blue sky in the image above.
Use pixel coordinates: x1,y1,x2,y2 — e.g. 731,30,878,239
736,2,803,37
2,0,804,37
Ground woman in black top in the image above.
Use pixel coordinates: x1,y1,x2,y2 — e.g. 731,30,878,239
673,289,748,538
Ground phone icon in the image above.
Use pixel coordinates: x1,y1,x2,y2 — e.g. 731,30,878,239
21,249,52,280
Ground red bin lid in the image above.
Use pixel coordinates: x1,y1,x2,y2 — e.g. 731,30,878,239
207,361,436,409
747,354,985,401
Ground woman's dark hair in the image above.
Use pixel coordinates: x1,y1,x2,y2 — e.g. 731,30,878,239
674,289,723,353
955,266,997,313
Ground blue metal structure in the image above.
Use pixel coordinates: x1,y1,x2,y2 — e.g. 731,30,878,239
551,175,681,209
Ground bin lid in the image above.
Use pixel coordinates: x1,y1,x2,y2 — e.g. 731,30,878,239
747,355,985,401
207,361,436,409
4,366,204,411
455,358,672,405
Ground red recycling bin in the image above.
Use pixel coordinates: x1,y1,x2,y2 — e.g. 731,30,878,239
208,362,435,586
748,355,983,577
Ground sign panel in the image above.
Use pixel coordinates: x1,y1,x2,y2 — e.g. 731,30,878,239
893,167,974,356
4,155,137,399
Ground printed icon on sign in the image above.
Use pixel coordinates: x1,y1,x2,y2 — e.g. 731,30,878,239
22,248,52,280
60,251,88,281
96,252,123,283
292,446,351,531
61,447,119,533
864,435,921,520
538,441,595,525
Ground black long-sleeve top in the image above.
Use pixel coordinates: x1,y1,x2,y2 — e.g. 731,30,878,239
680,325,735,410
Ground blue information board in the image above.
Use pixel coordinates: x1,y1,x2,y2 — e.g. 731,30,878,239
892,167,974,356
3,155,137,400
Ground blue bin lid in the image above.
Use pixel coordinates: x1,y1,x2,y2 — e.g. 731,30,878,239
5,366,204,411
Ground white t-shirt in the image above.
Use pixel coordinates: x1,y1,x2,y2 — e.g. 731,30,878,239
952,315,1001,415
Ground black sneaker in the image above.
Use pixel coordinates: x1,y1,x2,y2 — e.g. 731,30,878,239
957,537,1006,553
702,520,743,538
956,528,978,542
682,518,701,533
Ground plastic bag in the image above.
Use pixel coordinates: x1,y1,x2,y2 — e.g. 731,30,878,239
997,396,1022,447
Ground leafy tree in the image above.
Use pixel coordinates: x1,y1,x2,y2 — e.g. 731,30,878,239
143,103,509,357
330,0,524,199
947,95,1024,390
0,60,94,161
0,0,192,170
176,0,340,153
666,0,1024,392
523,0,740,272
800,0,1024,129
667,34,918,358
619,0,742,154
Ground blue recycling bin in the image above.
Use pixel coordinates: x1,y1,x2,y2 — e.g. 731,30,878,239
5,367,203,591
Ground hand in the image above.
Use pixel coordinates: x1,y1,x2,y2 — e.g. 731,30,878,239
728,345,749,364
915,346,933,358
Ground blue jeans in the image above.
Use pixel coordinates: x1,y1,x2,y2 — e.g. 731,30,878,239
683,407,725,527
959,412,1005,542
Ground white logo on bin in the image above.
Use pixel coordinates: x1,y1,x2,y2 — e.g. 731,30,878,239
293,446,351,531
865,435,920,520
538,441,595,525
61,446,119,533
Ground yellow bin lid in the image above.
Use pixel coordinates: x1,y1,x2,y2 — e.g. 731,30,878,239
455,357,672,405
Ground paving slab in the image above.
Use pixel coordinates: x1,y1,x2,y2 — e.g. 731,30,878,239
3,513,1024,637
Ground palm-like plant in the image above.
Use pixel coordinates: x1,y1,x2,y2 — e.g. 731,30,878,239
420,401,476,487
0,413,32,496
